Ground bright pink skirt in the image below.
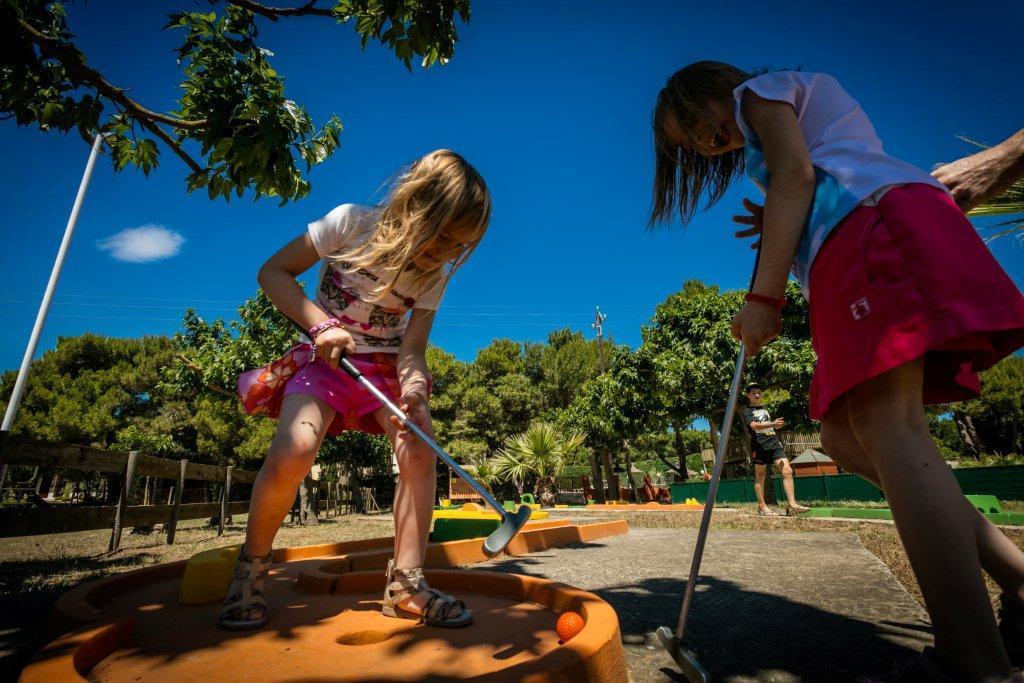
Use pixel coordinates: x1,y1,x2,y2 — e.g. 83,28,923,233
808,183,1024,419
237,345,402,435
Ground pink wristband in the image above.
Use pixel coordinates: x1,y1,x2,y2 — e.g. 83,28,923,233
309,318,341,341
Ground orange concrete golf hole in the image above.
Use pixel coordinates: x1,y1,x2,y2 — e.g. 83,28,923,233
22,526,629,681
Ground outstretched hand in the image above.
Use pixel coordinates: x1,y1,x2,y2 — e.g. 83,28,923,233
733,198,764,250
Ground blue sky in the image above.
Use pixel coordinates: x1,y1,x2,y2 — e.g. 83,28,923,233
2,0,1022,373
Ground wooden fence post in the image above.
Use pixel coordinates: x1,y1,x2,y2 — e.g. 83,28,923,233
108,450,139,552
167,458,187,545
218,465,233,537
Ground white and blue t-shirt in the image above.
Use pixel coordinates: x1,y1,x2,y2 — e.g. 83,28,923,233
732,71,947,298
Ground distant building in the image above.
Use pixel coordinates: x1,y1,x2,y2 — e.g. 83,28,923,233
790,449,839,477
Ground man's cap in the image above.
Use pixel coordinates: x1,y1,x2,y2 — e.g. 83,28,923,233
745,383,764,392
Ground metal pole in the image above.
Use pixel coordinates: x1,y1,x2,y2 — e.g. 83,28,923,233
0,134,104,486
676,345,747,639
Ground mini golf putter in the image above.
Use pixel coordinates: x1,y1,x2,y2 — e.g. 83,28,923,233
657,343,747,683
338,356,531,556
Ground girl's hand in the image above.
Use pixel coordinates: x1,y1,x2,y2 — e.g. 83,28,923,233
314,326,356,369
731,301,782,356
390,391,435,442
733,198,764,250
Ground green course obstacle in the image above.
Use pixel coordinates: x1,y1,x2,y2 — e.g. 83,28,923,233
800,505,1024,526
430,518,501,543
965,494,1002,514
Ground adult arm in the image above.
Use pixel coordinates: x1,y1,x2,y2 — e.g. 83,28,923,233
933,129,1024,212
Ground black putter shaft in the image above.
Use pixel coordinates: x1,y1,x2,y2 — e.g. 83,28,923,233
657,249,765,682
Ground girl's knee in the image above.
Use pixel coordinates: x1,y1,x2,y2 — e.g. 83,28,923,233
264,437,317,483
780,460,794,476
395,446,436,476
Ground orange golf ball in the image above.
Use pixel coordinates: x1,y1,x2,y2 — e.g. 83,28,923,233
556,611,585,642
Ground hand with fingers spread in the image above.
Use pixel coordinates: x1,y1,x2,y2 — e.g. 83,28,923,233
389,390,435,444
733,198,764,249
731,300,782,356
312,326,356,369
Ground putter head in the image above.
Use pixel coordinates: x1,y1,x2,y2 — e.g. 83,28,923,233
655,626,710,683
482,504,532,557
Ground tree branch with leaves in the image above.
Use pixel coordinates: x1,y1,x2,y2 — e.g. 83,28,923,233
1,0,471,202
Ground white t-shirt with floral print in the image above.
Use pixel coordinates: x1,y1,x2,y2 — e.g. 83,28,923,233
307,203,445,353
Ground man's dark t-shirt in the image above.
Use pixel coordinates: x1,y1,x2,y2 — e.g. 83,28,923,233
742,406,785,464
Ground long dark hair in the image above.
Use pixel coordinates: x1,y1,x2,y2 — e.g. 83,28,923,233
649,61,752,226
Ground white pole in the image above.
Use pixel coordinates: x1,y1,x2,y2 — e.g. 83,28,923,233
0,134,104,483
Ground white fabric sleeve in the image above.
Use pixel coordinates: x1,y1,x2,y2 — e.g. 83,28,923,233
412,274,447,311
732,71,814,141
306,203,359,258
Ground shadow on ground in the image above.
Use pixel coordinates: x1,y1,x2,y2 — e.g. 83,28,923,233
482,552,928,682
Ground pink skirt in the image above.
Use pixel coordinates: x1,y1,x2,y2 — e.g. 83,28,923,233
237,345,404,435
808,183,1024,420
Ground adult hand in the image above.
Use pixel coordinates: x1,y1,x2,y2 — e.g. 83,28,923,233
932,130,1024,212
731,301,782,356
733,198,764,250
773,418,785,429
314,326,356,369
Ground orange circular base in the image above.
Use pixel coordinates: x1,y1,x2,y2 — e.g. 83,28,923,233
22,560,626,682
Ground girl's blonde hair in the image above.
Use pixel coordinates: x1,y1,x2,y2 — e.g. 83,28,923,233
338,149,492,302
649,61,751,226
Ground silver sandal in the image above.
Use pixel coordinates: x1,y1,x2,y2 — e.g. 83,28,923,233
382,559,472,628
219,547,273,631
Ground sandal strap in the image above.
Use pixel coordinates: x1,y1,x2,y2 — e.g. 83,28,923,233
234,548,273,582
221,585,267,620
384,562,465,621
423,589,465,621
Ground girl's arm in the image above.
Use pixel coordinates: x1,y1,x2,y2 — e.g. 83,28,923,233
731,92,816,355
258,233,356,363
743,92,816,298
389,308,437,436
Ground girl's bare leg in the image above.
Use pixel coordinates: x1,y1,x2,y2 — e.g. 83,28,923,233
244,394,335,556
829,359,1010,680
822,396,1024,607
375,407,461,616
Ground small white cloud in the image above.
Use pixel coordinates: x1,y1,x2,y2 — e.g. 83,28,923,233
97,225,185,263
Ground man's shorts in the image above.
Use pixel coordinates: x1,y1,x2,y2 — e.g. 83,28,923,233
752,447,787,467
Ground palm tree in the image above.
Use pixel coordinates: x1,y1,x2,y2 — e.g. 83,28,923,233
463,454,502,495
495,423,586,505
961,138,1024,242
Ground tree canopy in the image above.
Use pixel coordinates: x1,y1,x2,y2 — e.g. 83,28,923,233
1,0,472,202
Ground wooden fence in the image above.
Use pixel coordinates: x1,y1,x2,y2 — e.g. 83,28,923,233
0,438,259,550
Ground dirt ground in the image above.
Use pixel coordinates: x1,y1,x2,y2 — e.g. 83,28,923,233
3,506,1022,680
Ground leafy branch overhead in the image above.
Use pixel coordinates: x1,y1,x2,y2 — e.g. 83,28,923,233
1,0,471,202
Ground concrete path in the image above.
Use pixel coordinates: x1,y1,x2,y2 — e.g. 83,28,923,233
475,527,932,682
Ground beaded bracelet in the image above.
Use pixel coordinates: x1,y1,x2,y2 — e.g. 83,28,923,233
309,318,342,341
744,292,787,309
